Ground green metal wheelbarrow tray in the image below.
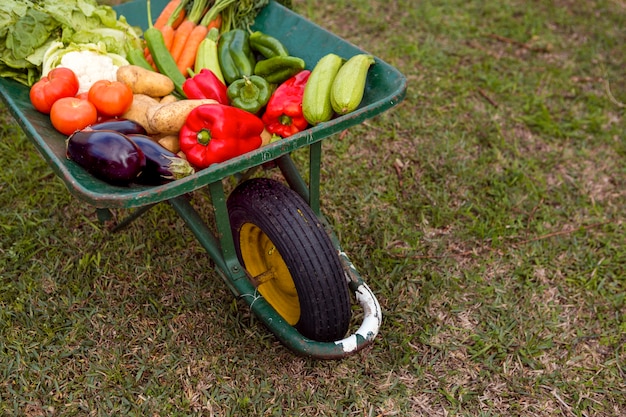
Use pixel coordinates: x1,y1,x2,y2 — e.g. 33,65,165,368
0,0,406,359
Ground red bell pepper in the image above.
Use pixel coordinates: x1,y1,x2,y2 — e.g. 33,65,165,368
182,69,229,104
179,103,264,168
262,70,311,138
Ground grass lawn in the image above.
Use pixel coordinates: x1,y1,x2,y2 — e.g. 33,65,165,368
1,0,625,415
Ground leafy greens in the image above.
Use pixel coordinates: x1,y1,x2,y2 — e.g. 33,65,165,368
0,0,141,86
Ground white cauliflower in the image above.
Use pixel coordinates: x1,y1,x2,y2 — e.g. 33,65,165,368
58,50,120,94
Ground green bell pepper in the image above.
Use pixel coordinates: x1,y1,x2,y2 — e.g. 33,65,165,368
227,75,271,114
218,29,256,85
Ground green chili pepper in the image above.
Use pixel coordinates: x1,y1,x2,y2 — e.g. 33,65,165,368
126,48,154,72
254,56,306,84
249,31,289,58
144,0,186,96
227,75,271,114
218,29,256,85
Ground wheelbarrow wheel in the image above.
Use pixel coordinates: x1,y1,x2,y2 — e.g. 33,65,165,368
227,178,351,342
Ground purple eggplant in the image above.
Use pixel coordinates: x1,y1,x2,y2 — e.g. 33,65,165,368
66,129,146,185
127,134,195,184
88,118,147,135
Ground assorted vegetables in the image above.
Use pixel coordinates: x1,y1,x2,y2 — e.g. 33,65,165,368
11,0,378,187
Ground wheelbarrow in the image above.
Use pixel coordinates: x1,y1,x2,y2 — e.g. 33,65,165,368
0,0,407,359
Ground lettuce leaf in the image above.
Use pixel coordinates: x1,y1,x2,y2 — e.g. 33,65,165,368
0,0,142,86
6,8,61,60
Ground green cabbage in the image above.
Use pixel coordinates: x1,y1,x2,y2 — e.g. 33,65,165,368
0,0,142,86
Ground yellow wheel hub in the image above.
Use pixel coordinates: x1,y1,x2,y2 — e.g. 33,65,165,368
239,223,300,325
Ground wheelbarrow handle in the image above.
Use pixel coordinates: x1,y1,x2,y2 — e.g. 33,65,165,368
333,253,383,354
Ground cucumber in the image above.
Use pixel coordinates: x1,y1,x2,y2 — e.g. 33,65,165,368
302,53,344,125
330,54,375,115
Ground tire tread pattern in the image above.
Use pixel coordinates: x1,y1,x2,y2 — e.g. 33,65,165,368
227,178,351,342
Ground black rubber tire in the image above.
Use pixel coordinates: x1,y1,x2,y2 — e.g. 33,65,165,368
227,178,351,342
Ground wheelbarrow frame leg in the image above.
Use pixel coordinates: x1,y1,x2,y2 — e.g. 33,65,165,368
275,141,322,216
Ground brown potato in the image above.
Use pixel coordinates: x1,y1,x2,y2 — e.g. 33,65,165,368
121,94,160,134
157,135,180,154
148,99,218,135
159,94,178,105
116,65,175,97
260,128,273,146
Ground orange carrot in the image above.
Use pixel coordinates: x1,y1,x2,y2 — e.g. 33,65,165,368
143,50,157,71
173,0,231,76
174,0,227,77
161,24,176,51
144,47,153,64
175,24,209,75
169,0,208,62
206,14,222,31
169,8,187,30
153,0,181,29
163,0,190,31
170,20,196,62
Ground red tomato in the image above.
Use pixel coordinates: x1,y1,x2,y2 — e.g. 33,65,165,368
49,67,78,84
50,97,98,136
88,80,133,117
29,68,79,114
